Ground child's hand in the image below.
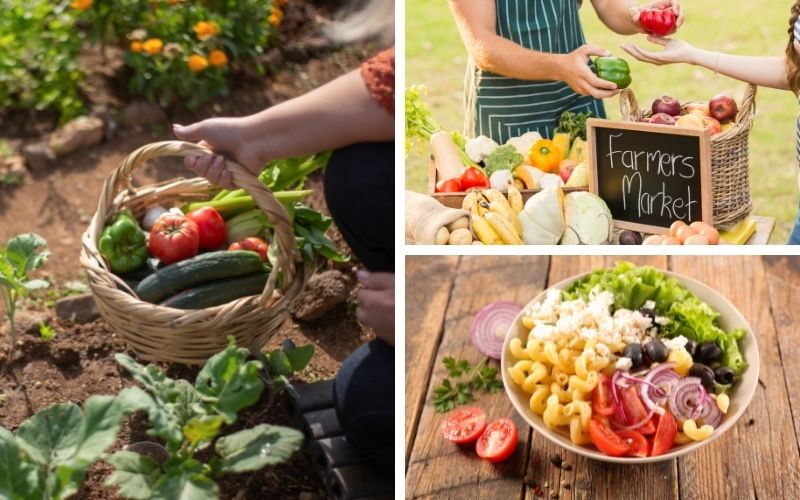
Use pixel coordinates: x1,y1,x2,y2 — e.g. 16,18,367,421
630,1,685,33
621,36,694,66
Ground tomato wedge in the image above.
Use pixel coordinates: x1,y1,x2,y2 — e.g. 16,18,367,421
592,373,615,416
589,416,630,457
619,386,656,435
441,407,487,444
650,411,677,457
476,418,518,462
616,430,649,458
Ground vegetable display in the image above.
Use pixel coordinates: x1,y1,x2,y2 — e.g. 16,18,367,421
187,206,227,250
99,211,148,274
593,56,632,89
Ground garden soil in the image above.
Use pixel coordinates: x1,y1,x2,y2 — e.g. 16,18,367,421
0,1,383,498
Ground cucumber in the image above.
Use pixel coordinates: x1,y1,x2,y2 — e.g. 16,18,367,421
136,250,264,304
159,272,269,309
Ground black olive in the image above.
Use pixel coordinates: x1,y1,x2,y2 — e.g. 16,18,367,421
714,366,735,385
694,342,722,364
684,340,697,357
623,343,645,369
644,338,669,363
689,363,716,391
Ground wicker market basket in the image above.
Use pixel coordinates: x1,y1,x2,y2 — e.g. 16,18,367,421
80,141,308,365
620,84,757,226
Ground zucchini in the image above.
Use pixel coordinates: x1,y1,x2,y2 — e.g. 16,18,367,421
136,250,264,304
159,272,269,309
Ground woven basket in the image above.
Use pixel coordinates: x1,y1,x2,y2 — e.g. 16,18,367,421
620,85,757,227
80,141,308,365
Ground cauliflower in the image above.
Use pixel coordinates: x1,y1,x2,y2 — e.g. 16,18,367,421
506,131,543,160
489,170,515,191
465,135,499,164
484,144,524,176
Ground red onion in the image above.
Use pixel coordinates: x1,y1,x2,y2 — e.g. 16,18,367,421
617,406,656,431
471,301,522,359
642,362,680,413
668,377,721,427
611,370,627,423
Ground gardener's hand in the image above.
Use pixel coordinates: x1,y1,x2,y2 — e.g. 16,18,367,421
356,270,394,346
621,36,694,66
558,45,619,99
630,0,684,31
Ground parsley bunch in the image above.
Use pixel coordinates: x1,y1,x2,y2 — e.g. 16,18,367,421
433,357,502,413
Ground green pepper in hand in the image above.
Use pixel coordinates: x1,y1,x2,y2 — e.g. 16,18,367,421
99,210,148,274
593,56,632,90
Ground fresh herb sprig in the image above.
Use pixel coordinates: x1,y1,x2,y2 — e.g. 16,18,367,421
433,357,501,413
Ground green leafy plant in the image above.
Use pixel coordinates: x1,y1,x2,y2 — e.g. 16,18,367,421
433,357,501,413
0,390,143,499
38,322,56,342
0,233,50,366
106,339,304,499
257,339,314,405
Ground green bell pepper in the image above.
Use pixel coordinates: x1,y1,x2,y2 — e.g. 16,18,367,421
593,56,632,89
99,210,148,274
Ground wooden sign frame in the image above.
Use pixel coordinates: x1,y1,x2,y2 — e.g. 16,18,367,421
587,118,712,234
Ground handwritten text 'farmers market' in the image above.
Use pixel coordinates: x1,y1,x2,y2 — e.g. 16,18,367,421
606,133,698,220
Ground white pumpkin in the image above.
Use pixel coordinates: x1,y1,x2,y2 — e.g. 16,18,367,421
539,173,564,190
519,186,565,245
560,192,613,245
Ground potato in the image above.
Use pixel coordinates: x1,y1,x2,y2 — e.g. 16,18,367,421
448,228,473,245
447,217,469,232
435,226,450,245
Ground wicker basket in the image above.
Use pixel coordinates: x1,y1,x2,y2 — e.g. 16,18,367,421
620,85,757,226
80,141,307,365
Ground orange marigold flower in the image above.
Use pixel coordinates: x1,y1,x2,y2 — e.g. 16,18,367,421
130,41,143,53
269,9,283,27
208,49,228,68
193,20,220,40
142,38,164,55
70,0,93,11
188,54,209,73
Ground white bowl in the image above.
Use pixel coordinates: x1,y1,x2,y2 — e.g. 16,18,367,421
500,270,760,464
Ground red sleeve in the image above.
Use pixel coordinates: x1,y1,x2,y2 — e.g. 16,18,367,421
361,47,394,116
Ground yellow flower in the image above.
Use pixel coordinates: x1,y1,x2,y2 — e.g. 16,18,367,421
130,41,143,53
208,49,228,68
142,38,164,55
188,54,209,73
269,8,283,27
193,21,220,40
71,0,92,11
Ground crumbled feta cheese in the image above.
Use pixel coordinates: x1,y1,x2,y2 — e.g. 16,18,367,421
655,316,671,326
662,335,688,352
644,300,656,310
616,357,633,371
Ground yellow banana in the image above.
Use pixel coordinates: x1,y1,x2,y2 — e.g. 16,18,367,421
489,200,522,236
461,190,477,212
485,212,523,245
482,189,511,209
507,184,524,214
471,214,504,245
468,193,489,217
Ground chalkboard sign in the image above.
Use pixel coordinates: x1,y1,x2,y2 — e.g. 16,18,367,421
587,118,712,234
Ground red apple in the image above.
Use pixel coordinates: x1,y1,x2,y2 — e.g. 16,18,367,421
702,116,721,135
709,94,738,123
652,95,681,117
685,102,709,117
649,113,676,125
558,159,577,183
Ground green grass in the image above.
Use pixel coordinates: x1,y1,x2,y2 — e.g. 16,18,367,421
407,0,797,243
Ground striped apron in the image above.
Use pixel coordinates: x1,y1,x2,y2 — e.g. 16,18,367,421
464,0,606,143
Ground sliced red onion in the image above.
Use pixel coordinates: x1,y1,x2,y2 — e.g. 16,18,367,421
668,377,711,424
642,362,679,411
696,395,722,428
617,406,657,431
471,301,522,359
611,370,627,423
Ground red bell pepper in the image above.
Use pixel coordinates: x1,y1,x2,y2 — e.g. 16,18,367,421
639,6,677,37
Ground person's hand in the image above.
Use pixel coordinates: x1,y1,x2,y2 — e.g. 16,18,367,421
558,45,619,99
173,118,265,189
630,1,684,33
621,36,694,66
356,270,394,345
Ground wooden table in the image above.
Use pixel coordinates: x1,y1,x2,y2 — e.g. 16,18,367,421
405,256,800,499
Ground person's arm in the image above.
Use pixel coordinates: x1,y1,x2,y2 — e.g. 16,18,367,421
622,36,791,90
448,0,618,98
592,0,684,36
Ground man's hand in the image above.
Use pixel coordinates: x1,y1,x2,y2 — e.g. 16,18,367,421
558,45,619,99
356,270,395,345
629,1,684,33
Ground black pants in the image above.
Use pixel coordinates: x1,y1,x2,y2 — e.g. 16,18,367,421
325,142,394,476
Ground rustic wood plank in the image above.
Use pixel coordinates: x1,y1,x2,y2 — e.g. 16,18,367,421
521,256,673,500
745,215,775,245
405,256,461,464
671,256,800,499
406,256,550,499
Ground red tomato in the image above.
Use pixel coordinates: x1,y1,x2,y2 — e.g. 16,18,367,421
187,207,227,250
459,166,489,190
441,407,487,444
228,237,269,262
650,411,677,457
639,6,677,36
619,386,656,435
589,416,630,457
592,373,616,416
616,430,649,458
475,418,518,462
149,214,199,264
435,177,463,193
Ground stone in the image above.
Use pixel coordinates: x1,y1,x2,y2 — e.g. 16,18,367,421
21,141,55,171
120,100,167,128
49,116,104,157
291,270,350,322
55,293,100,324
282,43,309,64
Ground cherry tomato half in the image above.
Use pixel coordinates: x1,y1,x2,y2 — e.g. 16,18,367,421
616,429,649,458
475,418,518,462
441,407,487,444
589,416,630,457
650,411,677,457
619,386,656,435
592,372,616,417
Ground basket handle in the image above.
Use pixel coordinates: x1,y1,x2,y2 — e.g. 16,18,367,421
619,88,642,123
94,140,298,306
735,84,757,127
